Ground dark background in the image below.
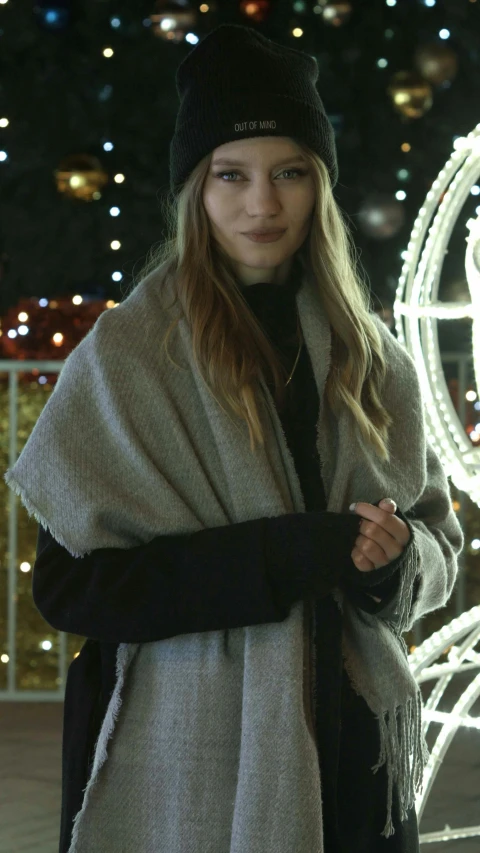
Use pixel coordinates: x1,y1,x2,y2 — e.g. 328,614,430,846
0,0,478,341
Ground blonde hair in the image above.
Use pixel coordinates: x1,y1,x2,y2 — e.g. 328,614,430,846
128,143,393,461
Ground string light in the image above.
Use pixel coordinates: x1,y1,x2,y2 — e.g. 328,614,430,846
408,606,480,843
394,123,480,508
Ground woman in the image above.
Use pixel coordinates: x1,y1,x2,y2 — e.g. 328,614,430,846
6,24,463,853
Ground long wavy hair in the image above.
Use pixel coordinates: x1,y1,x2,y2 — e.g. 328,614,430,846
127,142,394,461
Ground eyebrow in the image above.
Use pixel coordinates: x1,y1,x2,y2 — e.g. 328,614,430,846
211,155,307,167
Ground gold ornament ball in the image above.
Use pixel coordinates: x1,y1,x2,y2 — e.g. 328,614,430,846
55,154,109,202
322,2,353,26
387,71,433,119
414,42,458,86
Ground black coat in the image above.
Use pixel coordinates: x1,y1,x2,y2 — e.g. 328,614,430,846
33,271,420,853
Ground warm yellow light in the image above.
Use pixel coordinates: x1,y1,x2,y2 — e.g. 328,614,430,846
103,47,114,58
401,142,411,152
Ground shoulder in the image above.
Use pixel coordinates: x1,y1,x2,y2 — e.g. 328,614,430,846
66,267,175,369
102,266,174,335
368,312,420,383
370,312,424,415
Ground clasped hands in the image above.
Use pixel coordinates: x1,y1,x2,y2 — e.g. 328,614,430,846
349,498,411,603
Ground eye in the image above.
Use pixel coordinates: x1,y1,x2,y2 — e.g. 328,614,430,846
215,171,239,181
280,169,306,179
214,169,307,182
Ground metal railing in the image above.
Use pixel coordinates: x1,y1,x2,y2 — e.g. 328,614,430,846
1,360,66,701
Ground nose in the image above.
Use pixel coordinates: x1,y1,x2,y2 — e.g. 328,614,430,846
245,179,282,214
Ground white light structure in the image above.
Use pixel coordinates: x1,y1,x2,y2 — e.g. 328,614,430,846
408,606,480,844
394,123,480,507
395,124,480,843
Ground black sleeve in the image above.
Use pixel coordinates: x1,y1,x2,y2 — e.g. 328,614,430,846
32,511,362,644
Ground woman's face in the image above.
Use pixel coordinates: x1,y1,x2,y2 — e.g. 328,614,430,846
202,136,316,287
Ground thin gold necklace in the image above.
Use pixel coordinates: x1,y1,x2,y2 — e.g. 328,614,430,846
285,314,303,386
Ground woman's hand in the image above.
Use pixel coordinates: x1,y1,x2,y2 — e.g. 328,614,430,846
350,498,411,572
349,498,411,603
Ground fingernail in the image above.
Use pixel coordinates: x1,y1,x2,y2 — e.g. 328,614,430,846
349,502,357,512
381,498,396,508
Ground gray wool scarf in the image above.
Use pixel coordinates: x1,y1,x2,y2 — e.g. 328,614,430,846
4,264,464,852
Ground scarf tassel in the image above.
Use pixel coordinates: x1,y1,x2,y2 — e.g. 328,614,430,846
373,690,430,838
372,536,429,837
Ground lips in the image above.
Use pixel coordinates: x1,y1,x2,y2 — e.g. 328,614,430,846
244,230,285,236
243,230,287,243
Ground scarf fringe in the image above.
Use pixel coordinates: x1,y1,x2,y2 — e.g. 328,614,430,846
66,643,139,853
374,535,429,838
373,690,430,838
392,528,420,638
337,527,429,838
3,472,87,558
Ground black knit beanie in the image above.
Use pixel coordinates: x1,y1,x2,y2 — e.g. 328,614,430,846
169,24,338,194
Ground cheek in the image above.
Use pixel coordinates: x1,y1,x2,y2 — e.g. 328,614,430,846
203,190,230,232
202,187,215,220
287,190,315,226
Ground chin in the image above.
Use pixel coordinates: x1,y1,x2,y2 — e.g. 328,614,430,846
240,247,290,262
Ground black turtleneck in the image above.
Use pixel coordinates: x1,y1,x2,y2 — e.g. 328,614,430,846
237,263,303,353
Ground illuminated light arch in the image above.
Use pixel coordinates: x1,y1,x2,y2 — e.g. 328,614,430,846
408,605,480,845
393,124,480,843
393,123,480,505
